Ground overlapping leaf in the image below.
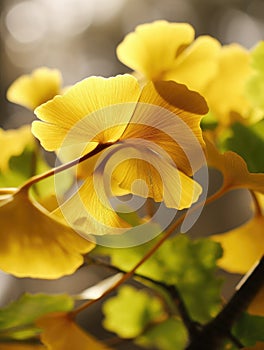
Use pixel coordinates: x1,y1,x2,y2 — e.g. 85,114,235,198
102,285,188,350
221,120,264,173
117,20,220,92
0,293,73,341
96,232,223,323
0,188,94,279
37,312,112,350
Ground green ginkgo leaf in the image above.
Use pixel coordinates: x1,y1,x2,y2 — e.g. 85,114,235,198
0,294,74,341
221,121,264,173
246,41,264,111
232,313,264,347
96,233,223,323
137,317,188,350
251,41,264,73
102,285,165,338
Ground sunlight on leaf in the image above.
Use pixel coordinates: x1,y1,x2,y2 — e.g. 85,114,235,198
52,172,131,236
117,20,220,92
34,76,208,235
0,188,94,279
7,67,62,110
110,145,202,210
211,216,264,274
32,74,140,151
121,80,208,176
202,44,252,126
0,293,73,341
102,285,166,338
37,312,112,350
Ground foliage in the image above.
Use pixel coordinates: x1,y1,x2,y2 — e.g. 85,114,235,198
0,294,74,341
0,20,263,350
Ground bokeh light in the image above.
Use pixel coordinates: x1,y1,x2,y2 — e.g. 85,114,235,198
1,0,263,128
5,1,47,44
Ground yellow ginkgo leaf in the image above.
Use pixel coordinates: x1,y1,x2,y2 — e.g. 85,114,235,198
53,139,202,238
117,20,220,92
7,67,62,110
0,188,94,279
37,312,112,350
52,171,131,237
211,216,264,274
32,74,140,151
33,75,207,233
0,344,45,350
202,44,252,125
205,136,264,193
33,75,207,175
247,286,264,316
110,143,202,210
121,80,208,176
0,125,34,172
164,35,221,92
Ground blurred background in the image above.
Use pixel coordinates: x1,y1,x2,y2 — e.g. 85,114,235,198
1,0,264,128
0,2,263,347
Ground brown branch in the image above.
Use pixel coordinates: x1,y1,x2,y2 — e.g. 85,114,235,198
185,256,264,350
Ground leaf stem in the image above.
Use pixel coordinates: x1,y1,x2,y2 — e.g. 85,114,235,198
18,143,113,192
70,186,228,317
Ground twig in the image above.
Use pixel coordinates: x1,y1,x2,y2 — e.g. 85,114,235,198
185,256,264,350
70,186,228,317
19,142,112,191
